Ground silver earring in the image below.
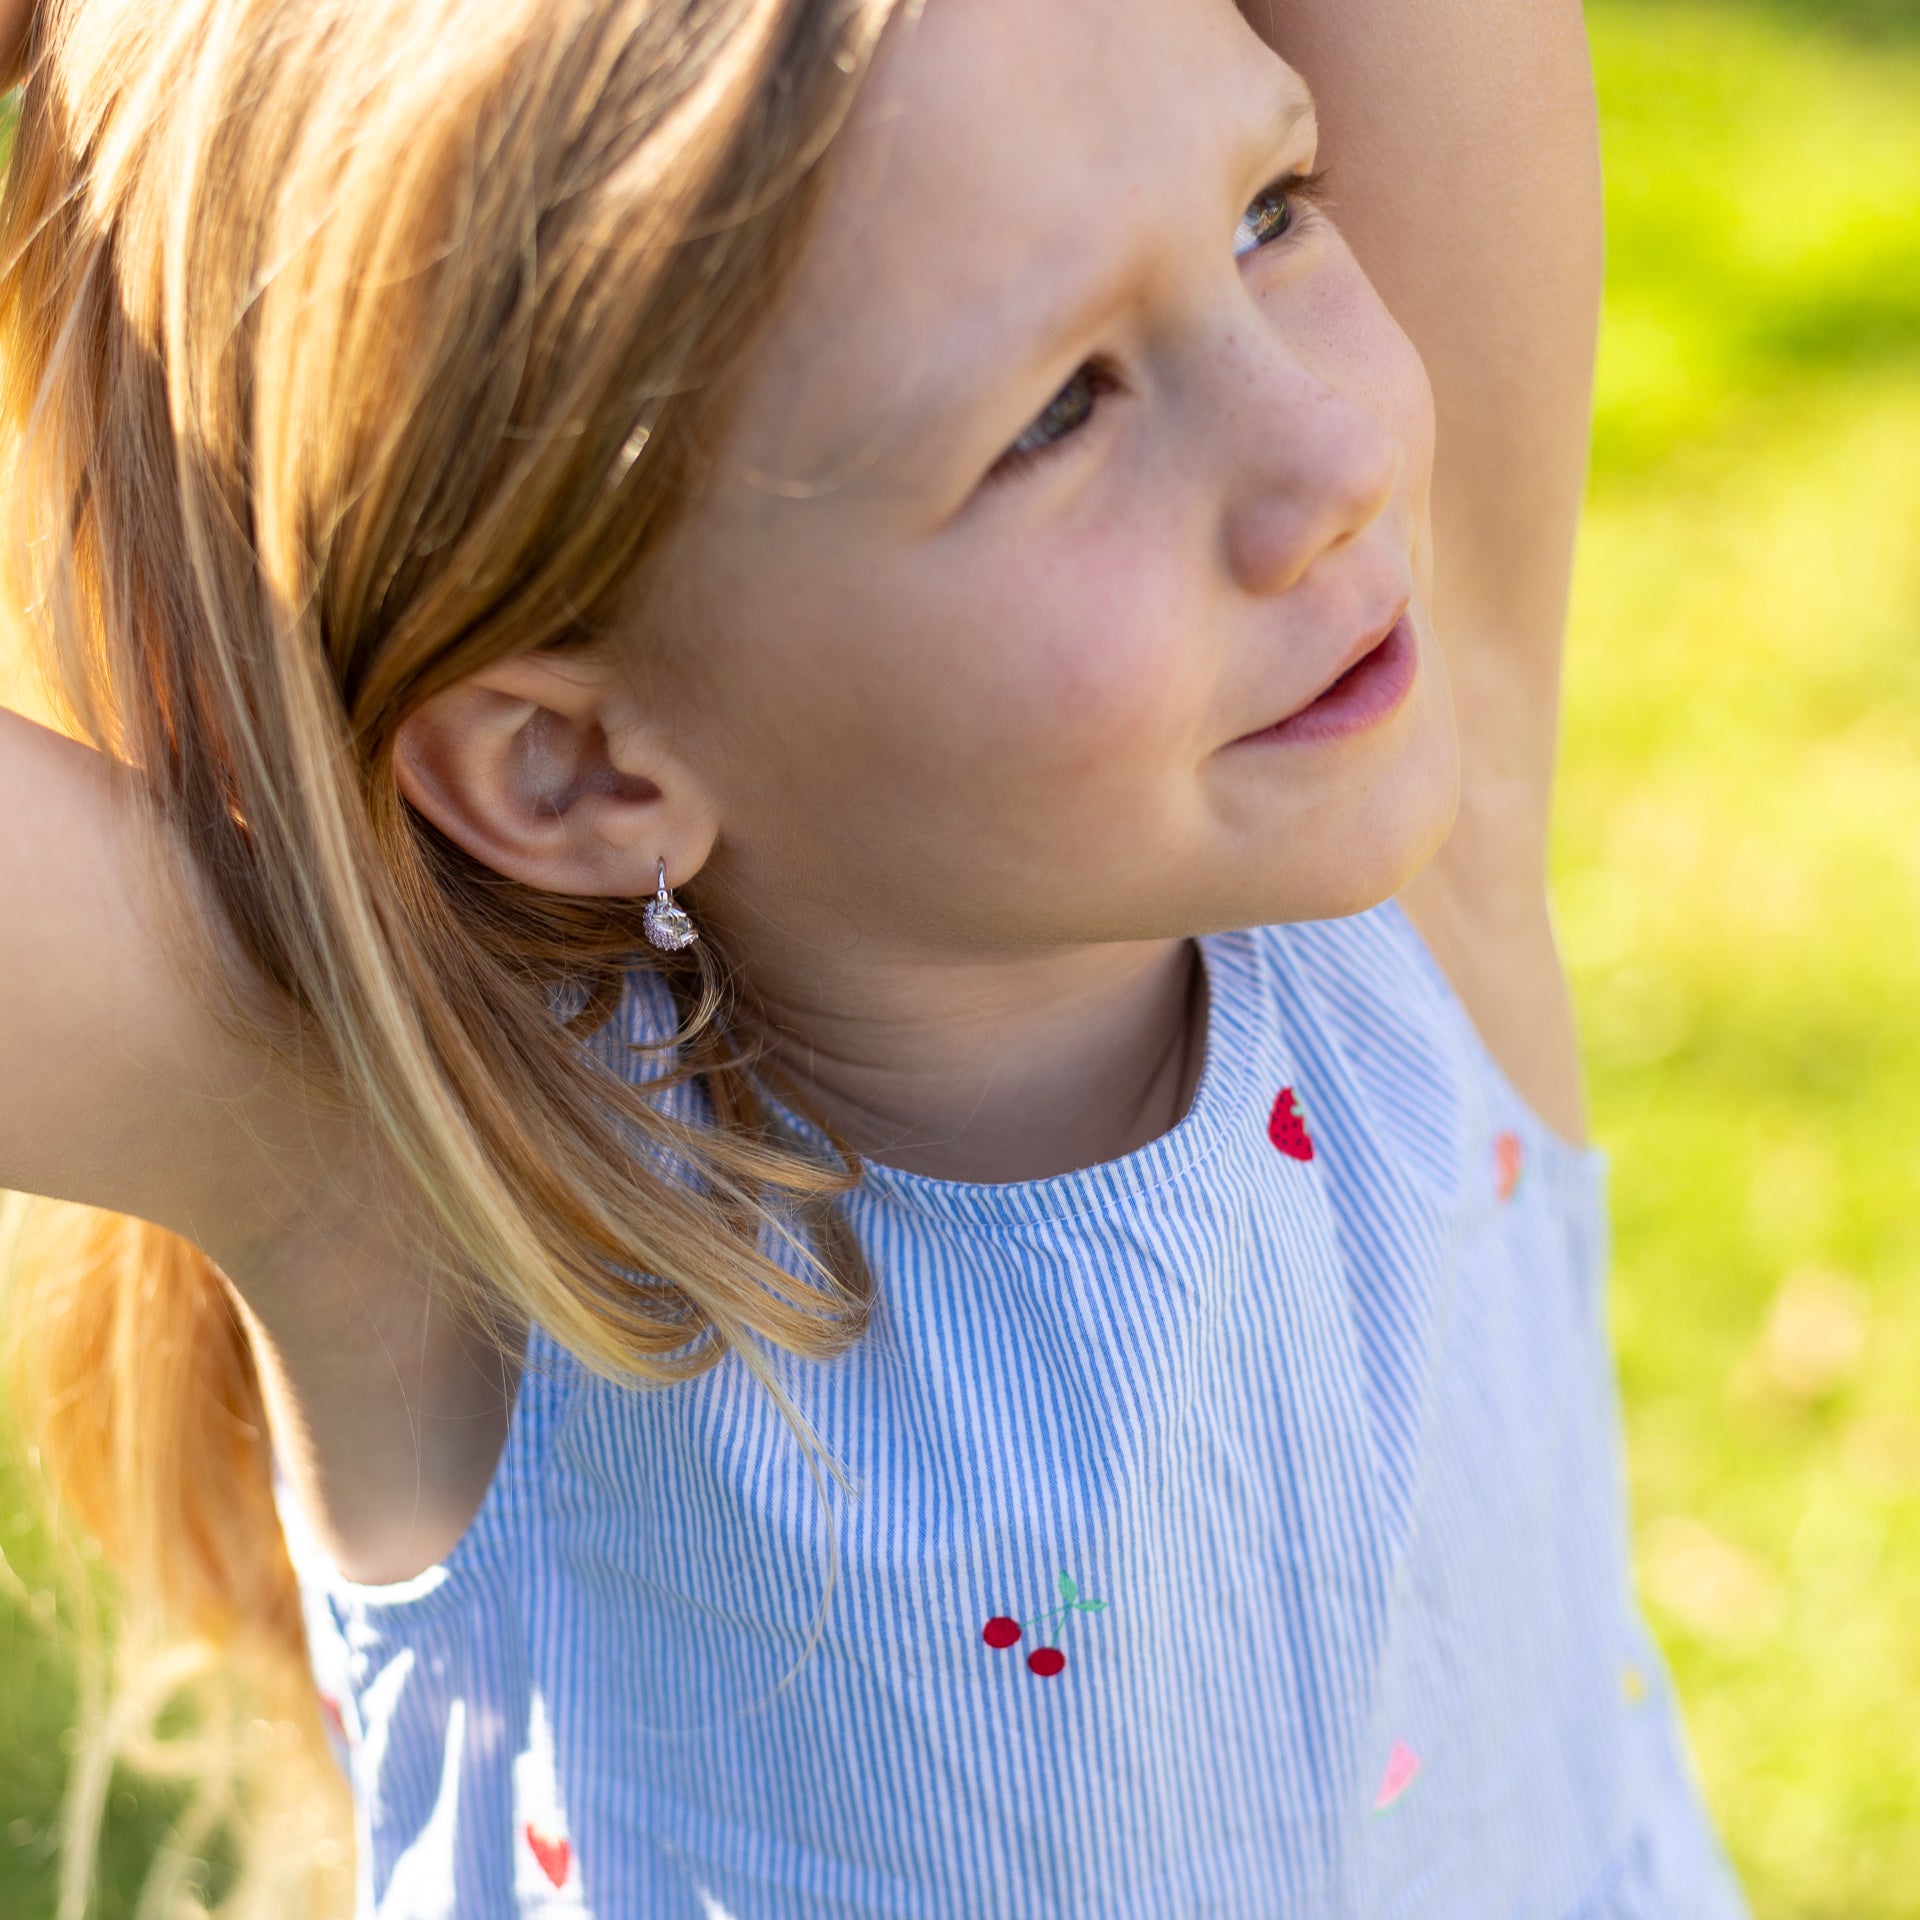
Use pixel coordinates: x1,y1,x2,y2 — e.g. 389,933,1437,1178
643,857,700,952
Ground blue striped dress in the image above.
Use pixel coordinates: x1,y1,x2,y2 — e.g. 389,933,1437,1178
277,898,1753,1918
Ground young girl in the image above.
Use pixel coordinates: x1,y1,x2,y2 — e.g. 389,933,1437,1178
0,0,1754,1913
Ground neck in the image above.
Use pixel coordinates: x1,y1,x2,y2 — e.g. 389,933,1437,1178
734,931,1209,1185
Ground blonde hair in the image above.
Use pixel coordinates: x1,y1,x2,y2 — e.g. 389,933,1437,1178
0,0,904,1908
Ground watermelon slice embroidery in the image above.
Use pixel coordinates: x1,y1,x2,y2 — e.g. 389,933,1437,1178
317,1693,349,1746
526,1823,571,1889
1493,1129,1523,1202
1371,1738,1421,1813
1267,1086,1315,1161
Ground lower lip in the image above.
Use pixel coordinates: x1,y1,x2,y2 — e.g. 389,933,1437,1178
1237,614,1417,747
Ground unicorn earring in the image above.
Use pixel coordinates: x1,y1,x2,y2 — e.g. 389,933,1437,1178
643,857,700,952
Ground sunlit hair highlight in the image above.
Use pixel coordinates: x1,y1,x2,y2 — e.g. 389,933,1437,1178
0,0,906,1907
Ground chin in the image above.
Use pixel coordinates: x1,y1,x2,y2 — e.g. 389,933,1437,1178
1253,729,1461,929
1343,685,1462,909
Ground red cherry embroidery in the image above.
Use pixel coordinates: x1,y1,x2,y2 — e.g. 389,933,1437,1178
1267,1086,1315,1161
318,1693,348,1744
982,1573,1106,1679
526,1824,571,1890
1493,1129,1523,1202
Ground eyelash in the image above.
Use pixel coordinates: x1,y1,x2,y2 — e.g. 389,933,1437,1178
988,164,1336,484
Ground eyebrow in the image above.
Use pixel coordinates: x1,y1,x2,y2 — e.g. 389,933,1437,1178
893,85,1320,456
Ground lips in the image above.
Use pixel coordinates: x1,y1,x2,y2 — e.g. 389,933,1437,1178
1300,598,1411,716
1236,599,1420,748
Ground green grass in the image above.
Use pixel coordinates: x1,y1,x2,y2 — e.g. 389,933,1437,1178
0,1480,192,1918
1562,3,1920,1911
4,2,1919,1910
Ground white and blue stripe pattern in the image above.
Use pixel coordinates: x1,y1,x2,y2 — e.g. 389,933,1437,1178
278,898,1752,1918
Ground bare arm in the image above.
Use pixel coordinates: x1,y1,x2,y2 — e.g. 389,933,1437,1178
1243,0,1606,1142
0,704,514,1582
0,705,341,1250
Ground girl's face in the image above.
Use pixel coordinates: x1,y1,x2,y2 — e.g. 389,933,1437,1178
650,0,1456,959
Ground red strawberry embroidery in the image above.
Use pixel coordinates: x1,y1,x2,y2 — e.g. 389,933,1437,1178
526,1824,571,1890
981,1572,1107,1678
1267,1086,1315,1161
1493,1129,1523,1203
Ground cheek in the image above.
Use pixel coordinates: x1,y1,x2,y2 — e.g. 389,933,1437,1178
952,531,1202,781
806,525,1211,879
677,508,1206,888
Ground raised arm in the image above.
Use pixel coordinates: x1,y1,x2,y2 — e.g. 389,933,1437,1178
0,704,518,1582
0,704,339,1251
1242,0,1606,1142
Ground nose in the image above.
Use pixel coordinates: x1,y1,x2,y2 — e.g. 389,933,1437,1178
1214,334,1403,600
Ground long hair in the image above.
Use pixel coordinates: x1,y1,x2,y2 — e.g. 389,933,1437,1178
0,0,905,1908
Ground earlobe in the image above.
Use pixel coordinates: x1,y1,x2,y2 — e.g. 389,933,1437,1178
390,652,717,900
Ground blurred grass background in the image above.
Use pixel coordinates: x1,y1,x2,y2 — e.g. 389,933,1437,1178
2,0,1918,1911
1560,0,1920,1911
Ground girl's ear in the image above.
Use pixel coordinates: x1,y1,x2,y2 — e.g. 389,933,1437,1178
391,648,719,899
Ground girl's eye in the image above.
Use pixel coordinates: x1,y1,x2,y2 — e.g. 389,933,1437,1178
985,166,1333,485
1233,165,1334,259
989,361,1119,482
